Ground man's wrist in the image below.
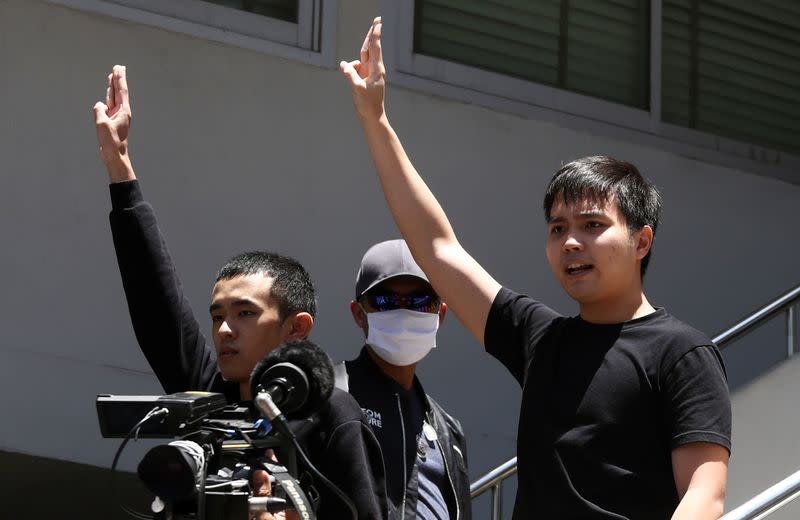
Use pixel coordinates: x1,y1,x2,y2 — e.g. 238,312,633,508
103,154,136,183
359,111,390,132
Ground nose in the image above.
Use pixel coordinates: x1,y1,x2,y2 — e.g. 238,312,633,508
218,319,236,339
562,233,583,252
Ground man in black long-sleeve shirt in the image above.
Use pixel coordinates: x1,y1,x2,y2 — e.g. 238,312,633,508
94,64,388,520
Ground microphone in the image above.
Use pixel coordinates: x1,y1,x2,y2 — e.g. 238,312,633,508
251,340,356,520
249,339,334,421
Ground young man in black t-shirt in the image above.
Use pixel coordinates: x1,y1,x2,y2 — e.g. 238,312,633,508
340,18,731,520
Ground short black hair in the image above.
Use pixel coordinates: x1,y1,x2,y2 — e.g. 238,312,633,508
216,251,317,321
543,155,662,277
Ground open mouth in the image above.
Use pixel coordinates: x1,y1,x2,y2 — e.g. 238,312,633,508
565,263,593,275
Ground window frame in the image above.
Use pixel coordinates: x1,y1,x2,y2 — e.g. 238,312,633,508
385,0,800,184
46,0,337,67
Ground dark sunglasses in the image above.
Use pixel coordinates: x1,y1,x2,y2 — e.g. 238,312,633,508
362,292,441,313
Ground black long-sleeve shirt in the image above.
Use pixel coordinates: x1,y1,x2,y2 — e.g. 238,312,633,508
108,179,389,519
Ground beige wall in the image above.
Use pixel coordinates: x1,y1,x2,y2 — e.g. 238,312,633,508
1,0,799,515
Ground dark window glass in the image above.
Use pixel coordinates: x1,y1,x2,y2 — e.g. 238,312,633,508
414,0,651,109
662,0,800,153
205,0,298,23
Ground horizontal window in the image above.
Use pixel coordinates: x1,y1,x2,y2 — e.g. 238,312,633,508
414,0,650,109
204,0,298,23
662,0,800,154
46,0,335,66
391,0,800,179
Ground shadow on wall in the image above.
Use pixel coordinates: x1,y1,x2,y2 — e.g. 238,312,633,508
0,450,149,520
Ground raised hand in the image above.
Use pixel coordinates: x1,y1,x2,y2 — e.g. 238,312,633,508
339,17,386,122
93,65,135,183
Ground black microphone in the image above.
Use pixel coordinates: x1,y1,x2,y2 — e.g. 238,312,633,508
249,339,334,421
251,340,357,520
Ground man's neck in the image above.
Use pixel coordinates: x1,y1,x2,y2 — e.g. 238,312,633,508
366,346,417,390
239,382,252,401
579,291,656,324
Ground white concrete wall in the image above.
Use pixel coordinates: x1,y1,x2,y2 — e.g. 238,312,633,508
1,0,799,514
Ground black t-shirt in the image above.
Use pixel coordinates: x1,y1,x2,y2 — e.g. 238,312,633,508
485,288,731,520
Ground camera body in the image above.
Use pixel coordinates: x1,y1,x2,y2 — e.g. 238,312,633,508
97,392,312,519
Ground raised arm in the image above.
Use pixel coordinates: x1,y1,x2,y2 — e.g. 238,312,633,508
340,18,501,345
93,66,221,395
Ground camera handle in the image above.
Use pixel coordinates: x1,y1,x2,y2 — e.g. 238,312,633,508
252,461,316,519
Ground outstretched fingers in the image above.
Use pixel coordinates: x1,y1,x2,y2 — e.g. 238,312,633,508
367,18,383,78
359,27,370,65
93,65,136,181
341,17,387,121
113,65,130,110
360,18,377,65
106,73,113,111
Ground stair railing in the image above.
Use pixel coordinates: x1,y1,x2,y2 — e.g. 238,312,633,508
719,469,800,520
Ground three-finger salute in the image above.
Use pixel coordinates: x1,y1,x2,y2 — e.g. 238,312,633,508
93,64,135,183
339,17,387,123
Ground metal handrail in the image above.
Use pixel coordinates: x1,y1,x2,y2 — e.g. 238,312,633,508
470,457,517,497
713,284,800,352
469,457,517,520
720,470,800,520
469,283,800,519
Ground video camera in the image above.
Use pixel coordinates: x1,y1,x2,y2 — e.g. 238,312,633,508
96,339,348,520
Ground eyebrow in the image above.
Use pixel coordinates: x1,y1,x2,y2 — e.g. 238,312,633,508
209,298,259,313
577,210,607,218
548,210,607,223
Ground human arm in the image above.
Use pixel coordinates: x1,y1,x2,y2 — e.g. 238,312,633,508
108,181,219,393
671,442,729,520
94,66,223,395
340,19,501,345
663,345,732,519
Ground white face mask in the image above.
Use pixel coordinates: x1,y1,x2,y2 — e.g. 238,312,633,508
366,309,439,366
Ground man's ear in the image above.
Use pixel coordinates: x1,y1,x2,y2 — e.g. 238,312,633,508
438,302,447,326
350,300,368,334
635,225,654,260
284,312,314,340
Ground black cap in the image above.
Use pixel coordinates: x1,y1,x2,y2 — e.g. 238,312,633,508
355,239,429,299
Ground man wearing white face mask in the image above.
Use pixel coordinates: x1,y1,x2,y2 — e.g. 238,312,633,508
334,239,471,520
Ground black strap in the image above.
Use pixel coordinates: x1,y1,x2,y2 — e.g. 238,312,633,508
264,462,316,520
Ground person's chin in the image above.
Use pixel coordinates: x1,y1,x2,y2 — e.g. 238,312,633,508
563,284,597,303
218,364,246,383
